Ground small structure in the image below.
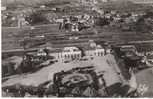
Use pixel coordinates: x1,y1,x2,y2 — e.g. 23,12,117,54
71,23,79,32
37,49,47,56
120,45,137,53
146,54,153,66
1,6,7,11
18,14,29,28
80,0,98,5
135,44,153,56
118,45,138,56
102,0,109,2
48,49,62,60
40,5,46,9
105,46,112,55
2,56,23,77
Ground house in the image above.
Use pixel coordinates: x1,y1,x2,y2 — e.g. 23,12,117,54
146,54,153,66
26,50,49,62
2,56,23,77
120,45,137,53
102,0,109,2
18,14,29,28
113,45,137,57
37,49,47,56
135,44,153,56
110,10,117,15
105,13,112,19
113,17,121,22
40,5,46,9
1,6,6,11
105,47,112,55
80,0,97,5
2,61,15,77
48,49,62,60
71,23,79,32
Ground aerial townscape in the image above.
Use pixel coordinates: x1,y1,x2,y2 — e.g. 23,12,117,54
1,0,153,97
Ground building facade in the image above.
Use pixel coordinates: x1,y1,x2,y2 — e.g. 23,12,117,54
85,45,105,57
48,44,111,62
49,47,82,61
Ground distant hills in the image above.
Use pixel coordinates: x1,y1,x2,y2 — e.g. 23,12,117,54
129,0,153,3
1,0,133,6
1,0,54,6
2,0,153,10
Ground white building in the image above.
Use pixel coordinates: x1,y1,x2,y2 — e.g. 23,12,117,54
71,23,79,32
146,54,153,67
105,47,112,55
80,0,98,5
101,0,109,2
37,49,47,56
120,45,137,53
85,45,105,57
48,43,110,62
18,14,29,28
1,6,7,11
62,47,82,60
49,47,82,61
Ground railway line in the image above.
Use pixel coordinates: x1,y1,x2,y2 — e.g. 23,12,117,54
2,35,153,54
2,23,153,56
2,31,153,50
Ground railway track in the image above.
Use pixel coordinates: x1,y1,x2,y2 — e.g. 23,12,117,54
2,23,153,55
2,30,153,51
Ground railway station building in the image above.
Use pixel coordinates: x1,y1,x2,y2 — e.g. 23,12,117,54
61,47,82,60
49,47,82,61
85,45,105,57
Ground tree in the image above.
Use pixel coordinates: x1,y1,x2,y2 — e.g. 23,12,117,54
25,11,48,25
